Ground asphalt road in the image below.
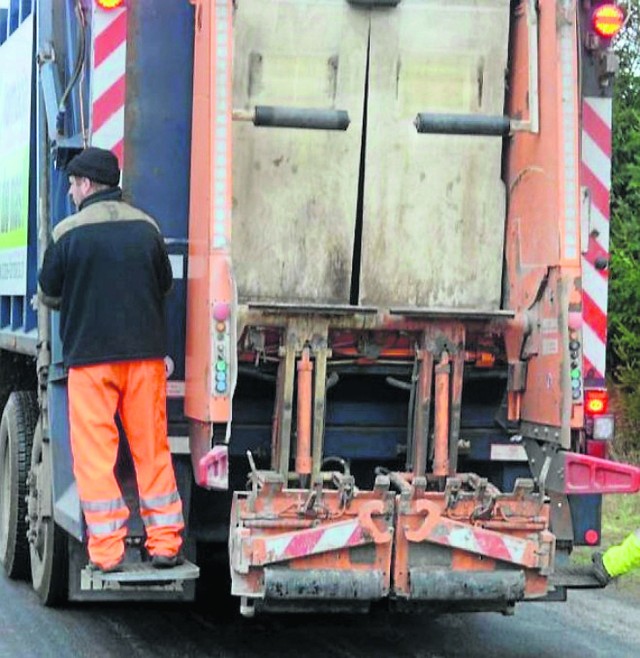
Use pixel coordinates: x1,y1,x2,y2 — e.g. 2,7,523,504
2,572,639,658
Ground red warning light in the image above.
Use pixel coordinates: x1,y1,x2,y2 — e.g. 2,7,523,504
585,390,608,416
592,4,625,39
584,529,600,546
96,0,125,9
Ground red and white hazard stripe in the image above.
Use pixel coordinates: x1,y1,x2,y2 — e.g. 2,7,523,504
249,519,368,566
90,5,128,166
581,97,612,383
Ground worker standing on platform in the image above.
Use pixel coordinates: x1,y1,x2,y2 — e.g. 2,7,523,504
38,147,184,573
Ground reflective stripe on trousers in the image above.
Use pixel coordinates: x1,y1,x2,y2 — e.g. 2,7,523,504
69,359,184,569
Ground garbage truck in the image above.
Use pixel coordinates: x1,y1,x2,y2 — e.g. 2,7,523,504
0,0,636,615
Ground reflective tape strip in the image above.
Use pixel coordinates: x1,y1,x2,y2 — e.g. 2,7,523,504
583,322,606,379
254,519,365,564
581,96,613,381
139,491,181,511
90,5,127,168
213,0,232,249
559,0,580,262
87,517,128,536
142,512,184,528
81,497,127,513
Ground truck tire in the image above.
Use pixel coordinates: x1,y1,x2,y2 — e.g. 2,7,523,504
0,391,38,580
28,420,67,606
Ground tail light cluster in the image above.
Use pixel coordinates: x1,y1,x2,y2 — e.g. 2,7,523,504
585,389,615,442
569,332,583,402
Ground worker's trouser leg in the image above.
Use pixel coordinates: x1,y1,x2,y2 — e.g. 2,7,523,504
69,364,129,569
117,359,184,557
68,360,184,569
603,529,640,578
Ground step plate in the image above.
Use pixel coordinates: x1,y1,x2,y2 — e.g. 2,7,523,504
80,561,199,592
551,564,603,589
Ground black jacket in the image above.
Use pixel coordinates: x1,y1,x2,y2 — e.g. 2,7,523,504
38,188,173,368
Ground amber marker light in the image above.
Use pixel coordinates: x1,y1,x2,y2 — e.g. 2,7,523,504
96,0,125,9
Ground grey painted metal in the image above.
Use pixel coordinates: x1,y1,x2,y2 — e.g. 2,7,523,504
253,106,350,131
415,113,511,137
524,438,565,494
38,59,62,143
264,568,384,600
93,561,199,584
524,0,540,133
520,421,564,445
247,302,377,315
409,568,526,602
548,491,574,542
311,343,329,480
390,307,514,320
347,0,402,6
0,331,37,356
277,338,296,479
550,563,602,589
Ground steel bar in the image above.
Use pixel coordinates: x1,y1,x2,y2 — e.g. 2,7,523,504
415,113,511,136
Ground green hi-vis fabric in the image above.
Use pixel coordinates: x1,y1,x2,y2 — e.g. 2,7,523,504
603,529,640,578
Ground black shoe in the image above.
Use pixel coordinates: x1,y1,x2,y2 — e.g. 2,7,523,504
592,552,612,586
151,553,184,569
88,556,125,574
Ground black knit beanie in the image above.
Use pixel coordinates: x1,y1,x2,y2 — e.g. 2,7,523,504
66,147,121,186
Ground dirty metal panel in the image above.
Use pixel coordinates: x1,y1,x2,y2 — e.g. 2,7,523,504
360,0,511,309
232,0,369,303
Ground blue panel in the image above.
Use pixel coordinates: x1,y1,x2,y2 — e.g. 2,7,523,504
569,494,602,546
19,0,31,21
228,427,272,458
324,428,404,460
11,296,23,330
123,0,194,426
327,401,407,427
501,465,532,492
0,297,9,327
233,398,275,425
228,424,404,461
0,9,7,44
165,242,188,423
24,38,37,332
124,0,194,239
9,0,18,34
49,377,83,540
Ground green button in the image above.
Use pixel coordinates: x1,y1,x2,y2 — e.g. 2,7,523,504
216,360,227,372
570,368,581,379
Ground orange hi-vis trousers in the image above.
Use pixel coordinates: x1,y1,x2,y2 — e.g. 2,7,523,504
68,359,184,570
